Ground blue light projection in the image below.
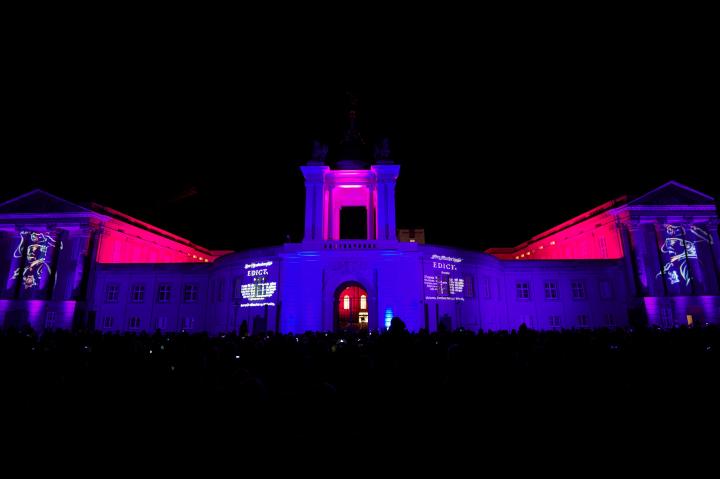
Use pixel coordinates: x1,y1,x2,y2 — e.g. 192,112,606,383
11,231,60,289
657,224,713,287
384,308,393,329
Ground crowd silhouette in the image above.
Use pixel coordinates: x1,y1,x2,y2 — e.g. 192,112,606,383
2,320,717,416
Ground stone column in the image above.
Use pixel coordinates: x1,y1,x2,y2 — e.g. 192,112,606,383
704,220,720,293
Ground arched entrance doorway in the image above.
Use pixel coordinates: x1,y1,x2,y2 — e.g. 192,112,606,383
335,282,369,332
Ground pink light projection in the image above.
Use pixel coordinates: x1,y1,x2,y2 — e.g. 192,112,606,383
487,198,626,260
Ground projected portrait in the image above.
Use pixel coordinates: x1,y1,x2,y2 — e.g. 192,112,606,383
11,231,60,289
656,224,713,287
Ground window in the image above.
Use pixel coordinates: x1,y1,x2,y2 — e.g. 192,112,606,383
181,316,194,330
131,284,145,303
599,280,613,299
516,282,530,300
481,278,491,299
604,313,616,328
129,316,141,330
598,236,608,258
577,314,589,328
571,281,586,299
157,284,171,303
217,280,224,302
233,278,243,299
156,316,167,330
103,316,114,329
360,294,367,310
544,281,558,300
464,275,475,298
549,315,561,329
343,295,350,310
45,311,56,330
105,284,119,303
183,284,198,303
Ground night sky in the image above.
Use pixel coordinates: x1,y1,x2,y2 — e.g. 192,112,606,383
4,16,716,252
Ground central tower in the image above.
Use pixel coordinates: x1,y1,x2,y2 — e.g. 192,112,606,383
300,101,400,242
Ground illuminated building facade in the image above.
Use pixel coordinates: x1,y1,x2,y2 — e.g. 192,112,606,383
1,141,718,333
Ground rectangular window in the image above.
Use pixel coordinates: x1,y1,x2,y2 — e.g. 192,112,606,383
103,316,114,329
183,284,198,303
571,281,586,299
156,316,167,330
131,284,145,303
577,314,589,328
516,282,530,300
233,278,243,299
464,275,475,298
549,315,561,329
599,280,613,299
481,278,491,299
129,316,141,330
604,313,616,328
105,284,119,303
157,284,171,303
181,316,195,330
544,281,558,300
45,311,56,330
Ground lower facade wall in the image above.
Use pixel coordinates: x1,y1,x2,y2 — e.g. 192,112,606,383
4,245,719,333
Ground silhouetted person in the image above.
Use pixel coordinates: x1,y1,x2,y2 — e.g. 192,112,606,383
389,317,407,335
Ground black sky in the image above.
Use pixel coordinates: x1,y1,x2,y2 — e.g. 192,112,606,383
4,13,716,252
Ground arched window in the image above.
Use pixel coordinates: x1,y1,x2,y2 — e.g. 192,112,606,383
360,294,367,310
343,295,350,310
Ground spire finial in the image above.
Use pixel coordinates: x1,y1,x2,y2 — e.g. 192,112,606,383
342,91,364,145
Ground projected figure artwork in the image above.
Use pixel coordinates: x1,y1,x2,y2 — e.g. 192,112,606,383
11,231,60,289
657,224,713,287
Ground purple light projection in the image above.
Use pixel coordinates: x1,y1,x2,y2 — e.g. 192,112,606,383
10,231,60,290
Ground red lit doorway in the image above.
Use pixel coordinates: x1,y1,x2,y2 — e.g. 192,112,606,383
335,283,369,332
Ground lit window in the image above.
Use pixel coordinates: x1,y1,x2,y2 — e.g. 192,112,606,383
157,284,171,303
544,281,558,300
181,316,194,330
183,284,198,303
571,281,586,299
343,295,350,310
360,294,367,310
105,284,119,303
516,282,530,300
131,284,145,303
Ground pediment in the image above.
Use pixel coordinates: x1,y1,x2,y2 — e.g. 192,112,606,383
629,181,714,206
0,189,91,214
